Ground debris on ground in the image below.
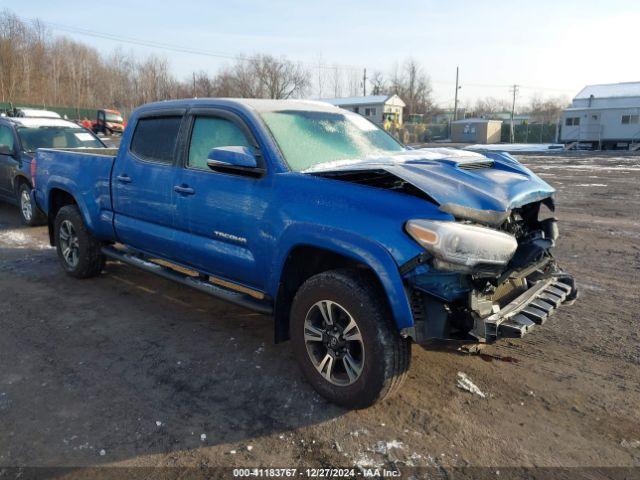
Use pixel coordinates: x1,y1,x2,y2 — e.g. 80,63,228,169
373,440,405,455
456,372,486,398
621,439,640,449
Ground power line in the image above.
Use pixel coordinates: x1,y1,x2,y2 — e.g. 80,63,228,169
18,15,578,96
17,15,363,72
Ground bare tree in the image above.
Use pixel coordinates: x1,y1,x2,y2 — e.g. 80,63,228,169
389,59,435,116
370,71,386,95
527,94,569,123
472,96,510,117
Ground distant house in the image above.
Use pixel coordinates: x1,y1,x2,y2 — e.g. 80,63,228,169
321,94,406,126
560,82,640,149
451,118,503,144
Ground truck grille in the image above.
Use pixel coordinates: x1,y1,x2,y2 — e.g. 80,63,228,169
490,278,527,306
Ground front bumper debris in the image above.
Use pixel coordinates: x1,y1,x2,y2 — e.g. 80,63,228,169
471,276,576,341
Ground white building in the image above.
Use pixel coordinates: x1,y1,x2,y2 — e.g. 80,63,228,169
321,94,406,126
561,82,640,149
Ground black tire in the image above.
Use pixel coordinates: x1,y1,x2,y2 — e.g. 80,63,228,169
54,205,105,278
290,269,411,409
17,183,45,226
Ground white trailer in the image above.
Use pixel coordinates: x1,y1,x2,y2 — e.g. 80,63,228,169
561,82,640,150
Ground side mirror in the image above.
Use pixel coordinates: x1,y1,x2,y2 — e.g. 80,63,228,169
206,146,264,177
0,144,14,156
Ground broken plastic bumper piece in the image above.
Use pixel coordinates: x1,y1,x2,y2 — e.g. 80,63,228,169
473,276,577,341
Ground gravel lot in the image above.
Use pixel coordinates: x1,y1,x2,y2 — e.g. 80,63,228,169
0,152,639,476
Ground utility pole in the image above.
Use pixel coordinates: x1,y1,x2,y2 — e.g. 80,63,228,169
453,66,460,121
363,68,367,96
509,84,519,143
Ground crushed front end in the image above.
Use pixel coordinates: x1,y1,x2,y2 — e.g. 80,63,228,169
402,199,578,344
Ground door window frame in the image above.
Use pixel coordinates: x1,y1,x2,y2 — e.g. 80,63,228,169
127,108,187,167
0,123,17,154
180,108,266,176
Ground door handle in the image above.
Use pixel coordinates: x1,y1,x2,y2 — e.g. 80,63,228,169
174,185,195,195
116,174,132,183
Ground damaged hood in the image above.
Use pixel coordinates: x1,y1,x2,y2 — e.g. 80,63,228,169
305,148,555,226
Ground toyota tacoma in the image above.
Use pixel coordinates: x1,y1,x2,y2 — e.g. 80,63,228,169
32,99,577,408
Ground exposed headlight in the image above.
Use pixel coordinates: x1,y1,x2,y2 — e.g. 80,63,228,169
406,219,518,272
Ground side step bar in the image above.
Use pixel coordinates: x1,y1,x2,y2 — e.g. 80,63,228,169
101,246,273,315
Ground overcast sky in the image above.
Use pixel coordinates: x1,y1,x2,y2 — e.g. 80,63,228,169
5,0,640,108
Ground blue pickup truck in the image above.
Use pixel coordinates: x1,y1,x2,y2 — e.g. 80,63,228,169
33,98,577,408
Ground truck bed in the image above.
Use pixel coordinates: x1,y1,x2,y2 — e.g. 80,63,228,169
34,148,118,241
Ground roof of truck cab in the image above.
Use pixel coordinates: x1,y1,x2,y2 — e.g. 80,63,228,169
4,117,83,129
137,98,341,114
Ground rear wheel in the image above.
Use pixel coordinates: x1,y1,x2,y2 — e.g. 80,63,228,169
54,205,105,278
17,183,44,226
290,269,411,409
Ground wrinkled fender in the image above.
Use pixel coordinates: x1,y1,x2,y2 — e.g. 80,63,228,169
267,224,414,330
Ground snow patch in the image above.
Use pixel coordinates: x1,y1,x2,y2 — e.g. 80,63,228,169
0,230,52,249
373,440,405,455
465,143,565,152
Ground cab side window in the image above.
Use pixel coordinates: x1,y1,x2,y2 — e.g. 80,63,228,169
188,117,251,170
130,116,182,164
0,125,14,152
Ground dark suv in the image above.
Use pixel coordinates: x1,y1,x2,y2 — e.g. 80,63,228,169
0,115,105,225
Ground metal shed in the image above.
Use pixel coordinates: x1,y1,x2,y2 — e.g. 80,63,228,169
451,118,503,144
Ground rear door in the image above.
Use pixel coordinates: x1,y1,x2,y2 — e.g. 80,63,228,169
172,109,271,290
112,110,185,259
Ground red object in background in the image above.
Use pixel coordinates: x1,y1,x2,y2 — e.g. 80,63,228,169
30,157,37,188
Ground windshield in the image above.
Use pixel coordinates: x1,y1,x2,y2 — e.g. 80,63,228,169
259,110,404,171
17,127,104,152
105,113,123,123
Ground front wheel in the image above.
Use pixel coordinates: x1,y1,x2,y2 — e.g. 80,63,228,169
54,205,105,278
17,183,45,226
290,269,411,409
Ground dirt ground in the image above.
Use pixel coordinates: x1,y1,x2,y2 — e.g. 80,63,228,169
0,152,639,477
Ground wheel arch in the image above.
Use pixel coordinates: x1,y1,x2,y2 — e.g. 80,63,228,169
272,236,414,343
47,188,79,246
13,173,31,194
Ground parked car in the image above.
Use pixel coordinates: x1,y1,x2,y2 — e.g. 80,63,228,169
32,99,577,408
14,108,61,119
0,116,106,225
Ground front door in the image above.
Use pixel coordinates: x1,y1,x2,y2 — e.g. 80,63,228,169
112,113,184,259
172,111,270,290
0,124,18,196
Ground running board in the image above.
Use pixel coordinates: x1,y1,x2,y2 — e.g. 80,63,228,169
101,246,273,315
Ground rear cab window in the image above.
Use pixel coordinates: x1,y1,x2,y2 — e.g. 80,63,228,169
130,116,182,164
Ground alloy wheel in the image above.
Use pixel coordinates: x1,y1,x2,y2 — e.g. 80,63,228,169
304,300,365,386
59,220,80,268
20,189,32,222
